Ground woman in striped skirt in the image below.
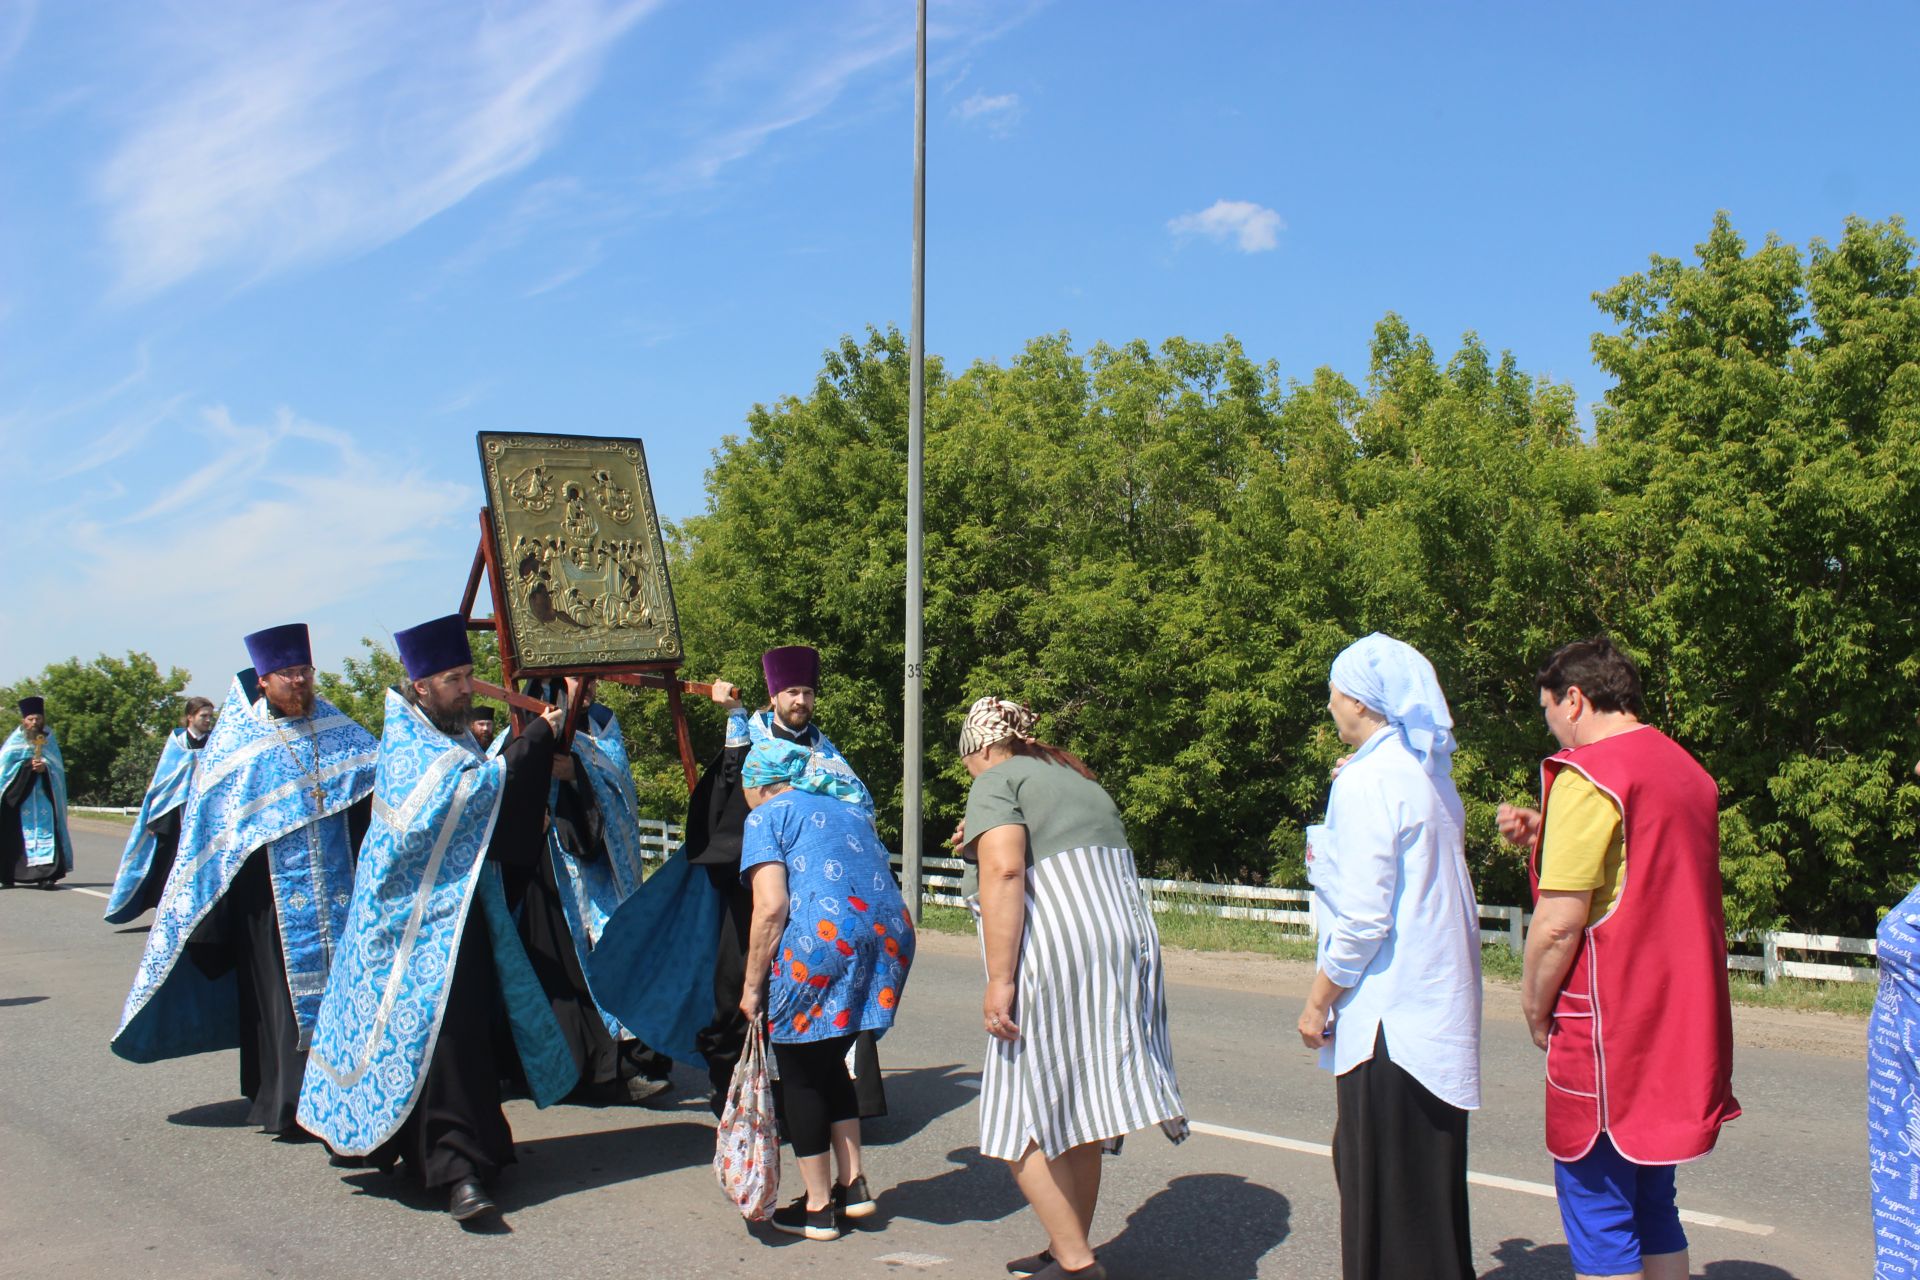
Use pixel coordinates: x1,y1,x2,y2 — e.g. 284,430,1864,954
955,696,1187,1280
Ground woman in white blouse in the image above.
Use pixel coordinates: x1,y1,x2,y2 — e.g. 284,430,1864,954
1297,632,1482,1280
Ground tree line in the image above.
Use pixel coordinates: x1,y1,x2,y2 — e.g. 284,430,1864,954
7,213,1915,936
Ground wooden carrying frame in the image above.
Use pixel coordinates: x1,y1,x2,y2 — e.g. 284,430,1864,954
460,506,709,792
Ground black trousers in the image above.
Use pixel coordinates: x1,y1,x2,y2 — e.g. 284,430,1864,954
226,852,306,1134
368,912,515,1189
773,1034,860,1159
1331,1027,1474,1280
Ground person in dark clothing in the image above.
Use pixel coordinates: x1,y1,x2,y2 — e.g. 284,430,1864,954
685,645,888,1119
1,696,73,889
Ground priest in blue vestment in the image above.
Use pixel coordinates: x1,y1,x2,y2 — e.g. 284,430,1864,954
1,696,73,890
300,615,576,1225
105,695,216,922
112,625,378,1135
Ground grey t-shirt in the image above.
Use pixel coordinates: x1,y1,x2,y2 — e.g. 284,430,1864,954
961,754,1130,894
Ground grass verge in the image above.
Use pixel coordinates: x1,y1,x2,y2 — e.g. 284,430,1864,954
69,810,137,826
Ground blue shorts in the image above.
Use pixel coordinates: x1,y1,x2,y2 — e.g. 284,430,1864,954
1554,1134,1688,1276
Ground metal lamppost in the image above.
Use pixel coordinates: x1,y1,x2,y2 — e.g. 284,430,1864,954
901,0,927,921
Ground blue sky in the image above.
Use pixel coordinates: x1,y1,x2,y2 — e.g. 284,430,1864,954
3,0,1917,694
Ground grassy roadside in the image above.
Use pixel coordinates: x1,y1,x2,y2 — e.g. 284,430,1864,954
916,900,1876,1017
70,811,137,826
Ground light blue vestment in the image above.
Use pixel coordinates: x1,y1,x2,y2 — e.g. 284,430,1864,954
298,690,576,1155
112,676,377,1063
546,705,651,1038
1871,882,1920,1276
1,725,72,873
104,728,199,923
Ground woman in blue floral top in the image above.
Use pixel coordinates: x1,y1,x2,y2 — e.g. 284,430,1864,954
739,739,914,1241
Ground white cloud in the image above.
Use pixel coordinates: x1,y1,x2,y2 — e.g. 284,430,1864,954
94,0,656,297
1167,199,1285,253
955,90,1021,134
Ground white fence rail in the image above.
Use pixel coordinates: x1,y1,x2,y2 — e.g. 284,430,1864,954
75,808,1878,986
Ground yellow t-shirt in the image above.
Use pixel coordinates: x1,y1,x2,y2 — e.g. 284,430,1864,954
1537,770,1625,928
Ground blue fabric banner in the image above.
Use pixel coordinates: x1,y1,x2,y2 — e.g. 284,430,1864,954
298,689,576,1156
112,676,377,1064
104,728,199,923
1,725,72,872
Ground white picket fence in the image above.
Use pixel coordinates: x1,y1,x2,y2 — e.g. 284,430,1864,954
75,808,1879,986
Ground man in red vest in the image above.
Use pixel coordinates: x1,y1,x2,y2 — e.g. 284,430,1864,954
1498,637,1740,1280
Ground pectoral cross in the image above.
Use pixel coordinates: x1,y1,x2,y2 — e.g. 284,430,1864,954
312,785,326,810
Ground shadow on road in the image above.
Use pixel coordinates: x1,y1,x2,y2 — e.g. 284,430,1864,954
864,1063,981,1146
1099,1173,1289,1280
884,1145,1028,1225
507,1118,715,1209
113,926,152,935
1478,1237,1798,1279
167,1098,254,1128
0,995,48,1008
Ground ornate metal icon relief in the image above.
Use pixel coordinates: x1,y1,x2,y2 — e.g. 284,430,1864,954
476,432,683,672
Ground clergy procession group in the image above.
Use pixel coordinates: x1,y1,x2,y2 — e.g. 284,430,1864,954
3,621,1915,1279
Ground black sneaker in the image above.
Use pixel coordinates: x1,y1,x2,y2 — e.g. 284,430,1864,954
769,1194,839,1241
1007,1249,1054,1278
834,1173,877,1220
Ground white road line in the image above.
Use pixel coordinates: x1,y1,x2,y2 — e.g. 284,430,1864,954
1187,1121,1775,1238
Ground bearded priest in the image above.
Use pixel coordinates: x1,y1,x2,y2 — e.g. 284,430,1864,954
299,614,579,1225
112,625,378,1136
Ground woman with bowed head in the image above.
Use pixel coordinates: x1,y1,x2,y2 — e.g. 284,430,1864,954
737,738,914,1242
1299,633,1482,1280
954,697,1186,1280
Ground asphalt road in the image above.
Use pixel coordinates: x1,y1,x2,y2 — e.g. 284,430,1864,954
0,821,1870,1278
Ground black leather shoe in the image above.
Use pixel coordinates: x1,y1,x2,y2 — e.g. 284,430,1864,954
448,1178,497,1222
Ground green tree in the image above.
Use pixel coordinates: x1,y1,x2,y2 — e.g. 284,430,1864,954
0,652,190,804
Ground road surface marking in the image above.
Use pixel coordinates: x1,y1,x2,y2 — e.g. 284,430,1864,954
1187,1121,1774,1237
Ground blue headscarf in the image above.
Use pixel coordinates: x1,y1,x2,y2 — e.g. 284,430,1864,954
1329,633,1456,777
741,739,812,788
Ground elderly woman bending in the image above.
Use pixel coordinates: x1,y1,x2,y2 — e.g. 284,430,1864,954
1299,634,1482,1280
738,739,914,1243
956,697,1186,1280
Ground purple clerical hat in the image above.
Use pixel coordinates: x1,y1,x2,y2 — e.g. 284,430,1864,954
243,624,312,677
17,695,44,717
762,645,820,696
394,614,474,681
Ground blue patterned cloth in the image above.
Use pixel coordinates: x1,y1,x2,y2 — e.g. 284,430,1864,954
112,677,377,1063
1,725,72,872
740,789,913,1044
736,708,874,818
104,728,200,923
298,689,576,1155
546,705,651,1038
1871,880,1920,1277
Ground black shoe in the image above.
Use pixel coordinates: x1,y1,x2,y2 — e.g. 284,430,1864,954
834,1173,877,1221
1007,1249,1054,1277
1028,1260,1105,1280
769,1194,839,1241
448,1178,497,1222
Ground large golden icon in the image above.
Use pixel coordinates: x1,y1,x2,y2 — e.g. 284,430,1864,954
475,432,683,673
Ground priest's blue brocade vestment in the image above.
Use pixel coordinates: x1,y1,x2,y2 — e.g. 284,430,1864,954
112,676,377,1062
104,727,201,923
298,690,576,1155
1,724,72,881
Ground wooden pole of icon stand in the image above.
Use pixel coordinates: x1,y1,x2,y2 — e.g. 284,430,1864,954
459,507,708,793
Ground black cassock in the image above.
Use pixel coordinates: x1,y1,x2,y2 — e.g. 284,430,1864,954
507,705,671,1103
185,788,373,1133
684,716,887,1118
1,761,67,887
359,715,559,1188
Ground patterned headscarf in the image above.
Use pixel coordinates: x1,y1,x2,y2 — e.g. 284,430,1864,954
956,696,1038,757
741,739,812,788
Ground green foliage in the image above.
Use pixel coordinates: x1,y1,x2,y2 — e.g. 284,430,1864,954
0,653,190,804
629,215,1920,936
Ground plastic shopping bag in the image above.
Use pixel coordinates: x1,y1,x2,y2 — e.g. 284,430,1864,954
714,1018,780,1220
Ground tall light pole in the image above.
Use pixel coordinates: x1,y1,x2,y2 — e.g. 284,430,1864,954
901,0,927,922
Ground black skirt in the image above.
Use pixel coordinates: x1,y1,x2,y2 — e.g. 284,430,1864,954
1331,1026,1475,1280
